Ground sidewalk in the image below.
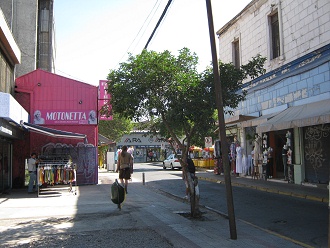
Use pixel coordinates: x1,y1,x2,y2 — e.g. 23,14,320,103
0,168,326,247
196,169,329,203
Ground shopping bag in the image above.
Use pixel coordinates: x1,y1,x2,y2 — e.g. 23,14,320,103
111,179,126,205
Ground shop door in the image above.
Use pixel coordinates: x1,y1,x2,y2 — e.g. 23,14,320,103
303,124,330,184
0,142,11,193
272,130,290,179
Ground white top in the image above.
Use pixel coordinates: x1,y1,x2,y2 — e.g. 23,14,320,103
28,158,37,172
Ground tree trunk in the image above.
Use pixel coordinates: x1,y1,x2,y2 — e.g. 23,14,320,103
186,170,201,217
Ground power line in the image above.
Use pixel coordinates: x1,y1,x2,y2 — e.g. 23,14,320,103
115,0,163,68
129,0,163,54
144,0,173,50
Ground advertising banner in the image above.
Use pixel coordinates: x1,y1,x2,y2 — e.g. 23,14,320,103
98,80,113,121
32,109,97,125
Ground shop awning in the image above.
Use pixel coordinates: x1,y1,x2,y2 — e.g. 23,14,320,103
256,99,330,133
98,134,114,146
225,115,256,125
22,122,87,142
241,112,280,128
213,115,256,133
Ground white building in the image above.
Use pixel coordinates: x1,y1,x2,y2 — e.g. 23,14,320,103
217,0,330,184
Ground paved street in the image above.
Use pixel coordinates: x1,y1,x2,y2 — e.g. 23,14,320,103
138,162,328,247
0,162,327,247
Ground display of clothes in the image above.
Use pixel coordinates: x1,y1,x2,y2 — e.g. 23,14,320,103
38,164,75,186
253,135,261,166
230,142,237,173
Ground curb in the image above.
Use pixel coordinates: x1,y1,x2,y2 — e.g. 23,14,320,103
197,176,328,203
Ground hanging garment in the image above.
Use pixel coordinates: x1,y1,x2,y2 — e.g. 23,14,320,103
236,146,243,174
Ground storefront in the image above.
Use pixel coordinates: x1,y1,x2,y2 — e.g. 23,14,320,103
117,132,169,163
256,99,330,184
0,93,28,192
14,69,99,186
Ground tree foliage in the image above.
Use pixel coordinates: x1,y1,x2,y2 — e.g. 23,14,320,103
107,48,266,152
106,48,266,217
98,113,133,142
107,48,212,152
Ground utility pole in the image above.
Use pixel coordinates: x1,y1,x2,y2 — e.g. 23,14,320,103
205,0,237,240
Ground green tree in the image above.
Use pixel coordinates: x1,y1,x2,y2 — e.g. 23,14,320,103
106,48,266,217
98,113,133,142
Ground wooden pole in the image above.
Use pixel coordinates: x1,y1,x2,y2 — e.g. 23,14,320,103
205,0,237,240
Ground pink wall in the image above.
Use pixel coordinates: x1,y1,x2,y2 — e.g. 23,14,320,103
15,69,98,119
14,69,99,185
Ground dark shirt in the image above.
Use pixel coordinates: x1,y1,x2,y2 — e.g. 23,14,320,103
282,148,288,156
187,158,195,174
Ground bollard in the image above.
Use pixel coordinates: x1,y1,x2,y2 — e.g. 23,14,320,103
142,172,145,185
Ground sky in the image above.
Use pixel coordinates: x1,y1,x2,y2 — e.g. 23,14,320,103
54,0,252,86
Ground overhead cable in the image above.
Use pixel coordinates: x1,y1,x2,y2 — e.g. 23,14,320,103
144,0,173,50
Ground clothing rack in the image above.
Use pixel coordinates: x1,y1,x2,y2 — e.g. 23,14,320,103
36,154,77,197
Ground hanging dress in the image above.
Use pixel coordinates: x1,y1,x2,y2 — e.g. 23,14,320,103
236,146,243,174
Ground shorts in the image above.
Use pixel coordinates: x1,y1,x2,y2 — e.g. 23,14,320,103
119,167,131,180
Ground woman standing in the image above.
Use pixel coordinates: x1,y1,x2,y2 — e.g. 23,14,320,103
116,145,132,194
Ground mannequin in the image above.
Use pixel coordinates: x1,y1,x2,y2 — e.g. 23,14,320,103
253,135,261,167
235,143,243,174
286,131,291,147
267,147,273,179
282,145,288,180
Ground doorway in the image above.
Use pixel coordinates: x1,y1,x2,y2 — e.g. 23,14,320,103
0,141,12,194
270,129,293,179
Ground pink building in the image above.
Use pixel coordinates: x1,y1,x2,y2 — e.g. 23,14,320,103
14,69,99,185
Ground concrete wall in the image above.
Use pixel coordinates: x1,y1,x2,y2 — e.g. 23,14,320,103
216,0,330,117
0,0,39,78
217,0,330,73
236,60,330,117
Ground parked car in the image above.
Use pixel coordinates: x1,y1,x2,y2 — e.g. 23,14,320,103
163,154,182,170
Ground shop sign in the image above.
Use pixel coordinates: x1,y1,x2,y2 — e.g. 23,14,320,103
124,138,142,143
98,80,113,121
0,126,12,135
32,109,97,125
118,133,165,146
205,137,212,148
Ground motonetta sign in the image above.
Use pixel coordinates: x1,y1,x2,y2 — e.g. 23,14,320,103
32,109,97,125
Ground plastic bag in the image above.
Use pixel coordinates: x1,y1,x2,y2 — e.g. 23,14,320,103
111,179,125,205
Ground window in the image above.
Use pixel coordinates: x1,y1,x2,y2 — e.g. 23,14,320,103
232,39,240,69
0,52,14,94
40,9,49,32
270,12,280,59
